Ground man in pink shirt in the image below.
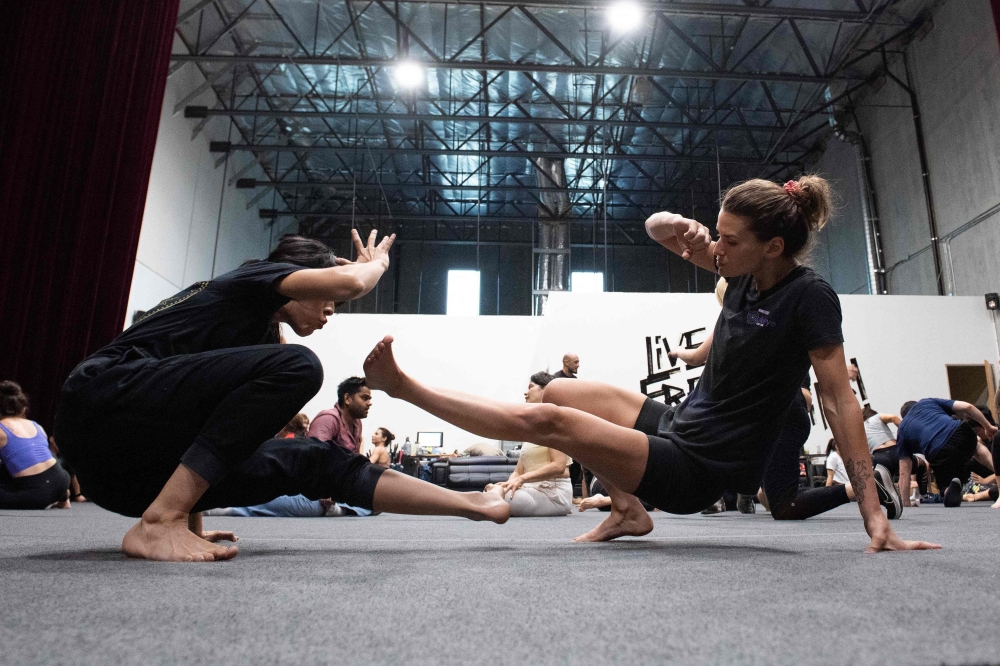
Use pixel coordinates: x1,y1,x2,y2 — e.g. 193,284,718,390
308,377,371,454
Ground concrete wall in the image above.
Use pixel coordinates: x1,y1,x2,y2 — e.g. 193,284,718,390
125,44,297,326
816,0,1000,297
811,138,871,295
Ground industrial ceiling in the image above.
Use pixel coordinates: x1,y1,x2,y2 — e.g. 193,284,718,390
170,0,936,250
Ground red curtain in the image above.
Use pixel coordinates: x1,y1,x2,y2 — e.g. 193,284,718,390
993,0,1000,50
0,1,180,429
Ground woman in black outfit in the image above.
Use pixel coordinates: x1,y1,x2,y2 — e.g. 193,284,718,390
54,231,508,562
361,176,937,553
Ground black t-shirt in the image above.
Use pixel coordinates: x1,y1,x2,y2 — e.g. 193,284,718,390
88,261,303,364
553,370,576,379
662,265,843,491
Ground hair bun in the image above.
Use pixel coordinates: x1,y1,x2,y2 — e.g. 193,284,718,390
792,175,831,231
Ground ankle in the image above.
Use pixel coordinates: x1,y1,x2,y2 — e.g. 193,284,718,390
141,505,189,526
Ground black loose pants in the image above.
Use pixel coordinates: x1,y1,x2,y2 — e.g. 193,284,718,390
54,344,384,518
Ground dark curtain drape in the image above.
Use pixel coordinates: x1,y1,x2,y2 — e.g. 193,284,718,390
0,1,180,430
993,0,1000,50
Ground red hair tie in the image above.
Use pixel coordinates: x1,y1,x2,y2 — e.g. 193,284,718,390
783,180,800,195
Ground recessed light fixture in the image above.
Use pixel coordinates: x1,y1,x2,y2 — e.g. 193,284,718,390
607,0,643,33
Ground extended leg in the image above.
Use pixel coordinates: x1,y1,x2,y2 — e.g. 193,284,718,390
199,437,510,523
364,337,650,494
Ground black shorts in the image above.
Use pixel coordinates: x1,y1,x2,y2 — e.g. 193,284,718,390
631,399,727,514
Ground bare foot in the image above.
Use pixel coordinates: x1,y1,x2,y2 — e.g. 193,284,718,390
123,512,238,562
460,491,510,524
48,499,71,510
574,499,652,542
363,336,406,397
992,499,1000,509
577,496,611,512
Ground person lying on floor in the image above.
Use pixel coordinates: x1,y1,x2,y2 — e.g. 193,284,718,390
202,414,378,518
53,232,508,562
482,372,573,517
1,381,72,510
361,176,938,553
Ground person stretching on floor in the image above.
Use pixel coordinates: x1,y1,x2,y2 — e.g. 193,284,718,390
895,399,997,508
669,279,903,520
482,372,573,517
53,232,508,562
1,381,72,510
361,176,938,553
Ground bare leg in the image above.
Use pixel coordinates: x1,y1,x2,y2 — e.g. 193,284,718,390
542,379,646,428
364,336,649,494
973,442,995,472
122,464,238,562
372,469,509,523
542,379,653,541
574,474,652,542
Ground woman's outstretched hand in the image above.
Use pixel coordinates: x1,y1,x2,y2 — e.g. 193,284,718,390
863,517,940,554
352,228,396,265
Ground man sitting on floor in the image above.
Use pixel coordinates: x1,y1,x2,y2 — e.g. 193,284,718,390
896,398,997,507
308,376,371,453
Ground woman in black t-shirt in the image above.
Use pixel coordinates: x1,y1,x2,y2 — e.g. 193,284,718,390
361,176,937,553
54,231,510,562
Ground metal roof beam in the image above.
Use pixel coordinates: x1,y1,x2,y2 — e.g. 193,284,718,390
189,106,793,134
220,142,800,165
170,54,843,83
279,1,879,22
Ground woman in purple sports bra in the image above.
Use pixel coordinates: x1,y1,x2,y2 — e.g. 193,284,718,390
0,381,71,509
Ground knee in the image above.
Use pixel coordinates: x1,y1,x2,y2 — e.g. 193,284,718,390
541,380,571,406
521,403,565,438
542,378,576,406
280,345,324,395
765,491,800,521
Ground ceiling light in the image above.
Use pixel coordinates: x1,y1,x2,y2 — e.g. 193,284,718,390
393,60,425,90
607,0,643,33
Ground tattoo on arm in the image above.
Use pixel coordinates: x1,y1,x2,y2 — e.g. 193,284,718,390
845,460,873,504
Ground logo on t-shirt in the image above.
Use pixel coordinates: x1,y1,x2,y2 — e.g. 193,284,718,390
746,309,777,328
135,281,209,324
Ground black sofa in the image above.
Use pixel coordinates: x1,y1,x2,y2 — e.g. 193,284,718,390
431,455,519,490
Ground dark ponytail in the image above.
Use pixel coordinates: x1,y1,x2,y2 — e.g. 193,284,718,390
0,381,29,418
721,175,831,258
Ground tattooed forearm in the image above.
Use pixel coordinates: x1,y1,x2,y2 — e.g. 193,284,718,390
845,459,873,504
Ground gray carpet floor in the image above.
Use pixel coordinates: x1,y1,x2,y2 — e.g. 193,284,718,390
1,501,997,665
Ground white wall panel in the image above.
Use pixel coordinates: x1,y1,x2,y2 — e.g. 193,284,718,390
288,292,999,457
124,48,288,327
